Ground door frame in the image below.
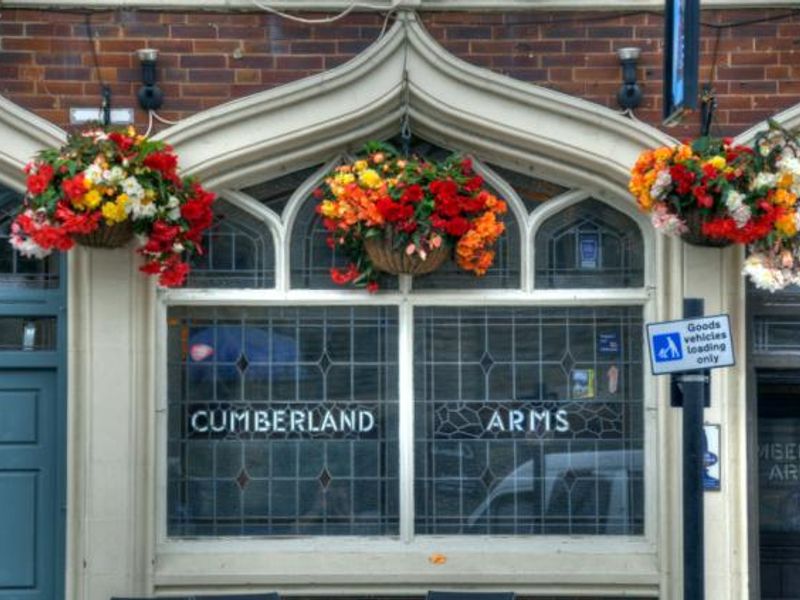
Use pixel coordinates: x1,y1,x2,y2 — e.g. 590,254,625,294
746,289,800,599
0,252,67,599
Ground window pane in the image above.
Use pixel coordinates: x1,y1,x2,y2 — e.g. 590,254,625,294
535,199,644,289
414,306,644,535
240,165,322,218
0,186,59,288
167,306,399,537
487,163,570,214
186,200,275,289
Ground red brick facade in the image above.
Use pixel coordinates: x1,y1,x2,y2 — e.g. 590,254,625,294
0,7,798,139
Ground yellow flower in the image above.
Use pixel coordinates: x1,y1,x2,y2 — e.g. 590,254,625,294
84,189,103,209
706,156,727,170
102,198,128,224
358,169,382,189
319,200,338,218
353,160,368,172
116,193,129,207
778,172,794,190
654,147,672,162
333,172,355,186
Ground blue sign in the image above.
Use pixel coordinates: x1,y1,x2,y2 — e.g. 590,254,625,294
664,0,700,123
598,332,619,354
653,332,683,362
579,233,599,269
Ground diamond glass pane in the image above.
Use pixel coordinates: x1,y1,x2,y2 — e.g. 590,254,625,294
167,306,399,537
240,165,322,218
414,306,644,535
535,199,644,289
0,187,59,288
487,163,570,214
185,200,275,289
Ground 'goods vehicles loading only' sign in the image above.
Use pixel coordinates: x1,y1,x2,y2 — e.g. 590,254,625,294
646,314,735,375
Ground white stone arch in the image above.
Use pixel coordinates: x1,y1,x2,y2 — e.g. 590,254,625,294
735,102,800,146
0,96,65,190
159,12,676,201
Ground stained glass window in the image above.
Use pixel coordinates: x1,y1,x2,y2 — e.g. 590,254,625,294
414,306,644,535
167,306,399,537
185,199,275,289
535,199,644,289
0,186,59,288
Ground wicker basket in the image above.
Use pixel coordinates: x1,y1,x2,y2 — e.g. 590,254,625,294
364,236,450,276
74,221,134,249
681,208,731,248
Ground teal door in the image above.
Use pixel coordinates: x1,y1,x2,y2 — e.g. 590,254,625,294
0,187,66,599
0,370,59,600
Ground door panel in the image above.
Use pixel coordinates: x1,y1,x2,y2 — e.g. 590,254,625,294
0,370,58,600
758,371,800,600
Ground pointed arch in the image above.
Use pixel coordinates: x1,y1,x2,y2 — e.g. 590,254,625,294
159,13,675,200
0,96,66,189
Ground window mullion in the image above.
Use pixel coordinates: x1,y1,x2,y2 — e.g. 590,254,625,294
398,277,415,543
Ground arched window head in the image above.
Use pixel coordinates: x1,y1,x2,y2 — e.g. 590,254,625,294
186,199,275,289
535,199,644,289
0,185,59,288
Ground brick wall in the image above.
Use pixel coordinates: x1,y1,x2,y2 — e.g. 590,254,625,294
0,7,798,139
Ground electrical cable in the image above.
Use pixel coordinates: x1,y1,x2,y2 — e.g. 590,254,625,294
250,0,392,24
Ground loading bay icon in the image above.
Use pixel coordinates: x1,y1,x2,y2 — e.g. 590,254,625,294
653,332,683,362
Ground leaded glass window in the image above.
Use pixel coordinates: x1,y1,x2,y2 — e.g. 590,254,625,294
186,200,275,289
535,199,644,289
240,165,322,218
0,186,59,288
414,306,644,535
487,164,570,214
167,306,399,537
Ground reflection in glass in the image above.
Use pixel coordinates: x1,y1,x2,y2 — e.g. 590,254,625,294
414,306,644,535
167,306,399,537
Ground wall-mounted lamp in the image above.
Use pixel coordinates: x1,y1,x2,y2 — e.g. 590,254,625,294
617,47,642,111
136,48,163,111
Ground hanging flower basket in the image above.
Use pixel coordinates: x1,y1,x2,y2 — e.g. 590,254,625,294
8,127,216,287
72,220,134,249
316,142,508,291
364,235,450,276
629,123,800,290
681,207,732,248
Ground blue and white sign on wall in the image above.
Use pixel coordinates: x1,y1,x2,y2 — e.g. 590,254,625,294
646,314,735,375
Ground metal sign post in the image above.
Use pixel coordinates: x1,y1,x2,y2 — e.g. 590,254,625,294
646,299,736,600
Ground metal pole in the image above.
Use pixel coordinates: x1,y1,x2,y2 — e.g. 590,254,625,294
681,298,706,600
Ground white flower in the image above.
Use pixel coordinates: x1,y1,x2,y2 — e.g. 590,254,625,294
743,254,786,292
126,196,157,220
106,166,125,185
650,169,672,200
731,204,752,229
9,234,51,259
172,242,184,253
83,163,104,184
650,204,688,237
751,172,777,190
122,177,144,201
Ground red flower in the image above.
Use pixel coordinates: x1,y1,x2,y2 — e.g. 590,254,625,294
401,184,424,203
55,202,101,235
443,216,471,237
670,164,695,195
429,179,458,200
464,176,484,193
108,131,134,152
26,164,54,196
366,281,379,293
61,174,87,201
158,256,190,287
330,264,360,285
139,260,162,275
142,220,181,253
460,157,473,175
144,150,179,183
693,185,714,208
